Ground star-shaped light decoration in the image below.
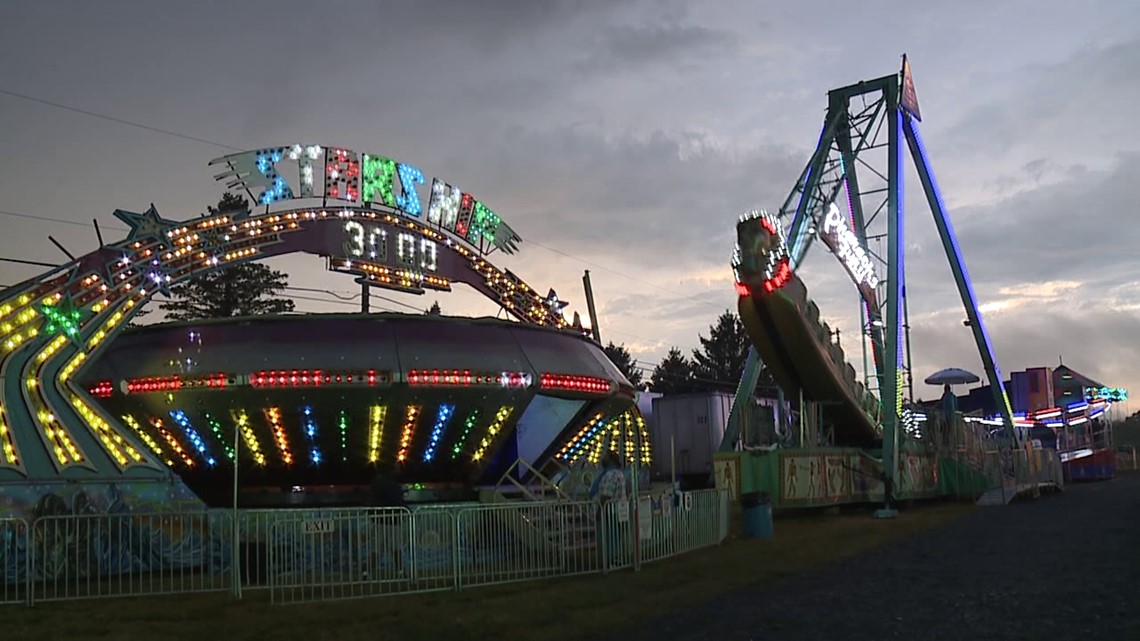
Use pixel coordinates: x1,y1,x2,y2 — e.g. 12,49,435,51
38,295,89,344
543,288,569,316
198,226,226,251
145,259,175,298
195,227,227,268
112,204,180,243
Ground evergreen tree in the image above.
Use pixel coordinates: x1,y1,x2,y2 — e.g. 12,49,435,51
650,347,696,394
158,194,296,321
691,310,750,392
602,341,642,387
126,308,152,328
425,300,442,315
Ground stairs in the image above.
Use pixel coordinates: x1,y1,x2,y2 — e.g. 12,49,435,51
975,480,1016,506
490,457,570,503
487,457,601,556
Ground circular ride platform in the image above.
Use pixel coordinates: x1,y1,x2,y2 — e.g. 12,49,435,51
78,312,643,506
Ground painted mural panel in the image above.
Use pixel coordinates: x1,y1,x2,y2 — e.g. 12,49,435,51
780,452,853,506
713,457,740,502
897,452,940,498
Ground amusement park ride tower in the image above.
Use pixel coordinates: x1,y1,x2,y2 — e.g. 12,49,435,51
730,56,1017,515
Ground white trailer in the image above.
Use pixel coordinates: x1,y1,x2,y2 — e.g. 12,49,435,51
649,392,733,480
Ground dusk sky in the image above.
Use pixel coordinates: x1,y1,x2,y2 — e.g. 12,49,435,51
1,0,1138,407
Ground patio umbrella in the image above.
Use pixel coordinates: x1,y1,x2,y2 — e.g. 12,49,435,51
925,368,980,416
923,367,981,386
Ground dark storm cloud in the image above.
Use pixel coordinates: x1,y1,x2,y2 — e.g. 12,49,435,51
943,34,1140,162
578,23,742,71
372,0,628,47
872,147,1140,392
897,151,1140,313
449,125,803,269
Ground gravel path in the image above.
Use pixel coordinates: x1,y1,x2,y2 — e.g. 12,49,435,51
619,476,1140,641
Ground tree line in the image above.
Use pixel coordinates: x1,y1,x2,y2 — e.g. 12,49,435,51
603,310,770,396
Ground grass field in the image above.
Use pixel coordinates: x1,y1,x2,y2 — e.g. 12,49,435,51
4,502,972,641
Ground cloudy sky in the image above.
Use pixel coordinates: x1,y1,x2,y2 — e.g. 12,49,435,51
0,0,1137,407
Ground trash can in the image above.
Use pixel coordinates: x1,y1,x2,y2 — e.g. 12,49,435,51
740,491,773,539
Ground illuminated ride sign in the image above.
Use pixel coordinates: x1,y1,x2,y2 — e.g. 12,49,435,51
204,144,576,316
331,219,448,293
210,144,521,257
818,202,879,307
732,209,792,296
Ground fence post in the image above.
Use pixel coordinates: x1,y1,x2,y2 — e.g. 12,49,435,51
451,510,460,592
232,510,242,600
600,504,609,577
28,518,37,607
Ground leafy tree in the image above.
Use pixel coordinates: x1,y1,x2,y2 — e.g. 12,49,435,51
602,342,642,387
126,307,152,328
425,300,442,315
691,310,750,392
158,194,296,321
650,347,696,395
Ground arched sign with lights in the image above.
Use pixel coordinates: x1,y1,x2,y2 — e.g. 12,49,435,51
210,144,520,256
0,145,582,482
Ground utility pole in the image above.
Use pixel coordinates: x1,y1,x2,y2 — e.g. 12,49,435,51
582,270,601,344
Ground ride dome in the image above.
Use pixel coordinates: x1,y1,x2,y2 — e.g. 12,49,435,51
0,143,649,514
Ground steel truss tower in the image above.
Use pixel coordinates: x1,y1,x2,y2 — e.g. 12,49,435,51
724,57,1016,510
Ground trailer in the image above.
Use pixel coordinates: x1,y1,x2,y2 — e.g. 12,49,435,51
649,392,733,486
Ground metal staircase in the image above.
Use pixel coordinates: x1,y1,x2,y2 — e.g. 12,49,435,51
487,457,601,557
490,457,570,502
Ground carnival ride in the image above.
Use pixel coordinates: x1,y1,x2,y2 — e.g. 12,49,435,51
0,143,648,517
77,313,649,506
728,57,1025,512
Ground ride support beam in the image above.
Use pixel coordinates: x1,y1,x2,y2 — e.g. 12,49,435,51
787,108,846,265
719,346,764,453
901,115,1017,441
836,114,887,377
878,75,904,518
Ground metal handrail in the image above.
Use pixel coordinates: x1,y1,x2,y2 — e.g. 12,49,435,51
494,457,569,502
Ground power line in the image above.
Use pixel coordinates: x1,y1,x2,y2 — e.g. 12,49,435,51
283,286,360,302
0,88,240,151
0,256,57,268
288,293,397,313
282,285,426,312
0,208,128,231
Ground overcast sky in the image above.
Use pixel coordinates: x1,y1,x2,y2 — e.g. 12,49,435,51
1,0,1137,408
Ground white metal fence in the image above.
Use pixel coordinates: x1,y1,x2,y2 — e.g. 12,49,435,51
979,447,1065,504
0,489,728,606
1,518,28,606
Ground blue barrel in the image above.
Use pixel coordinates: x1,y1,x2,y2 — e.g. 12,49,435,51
740,492,773,539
